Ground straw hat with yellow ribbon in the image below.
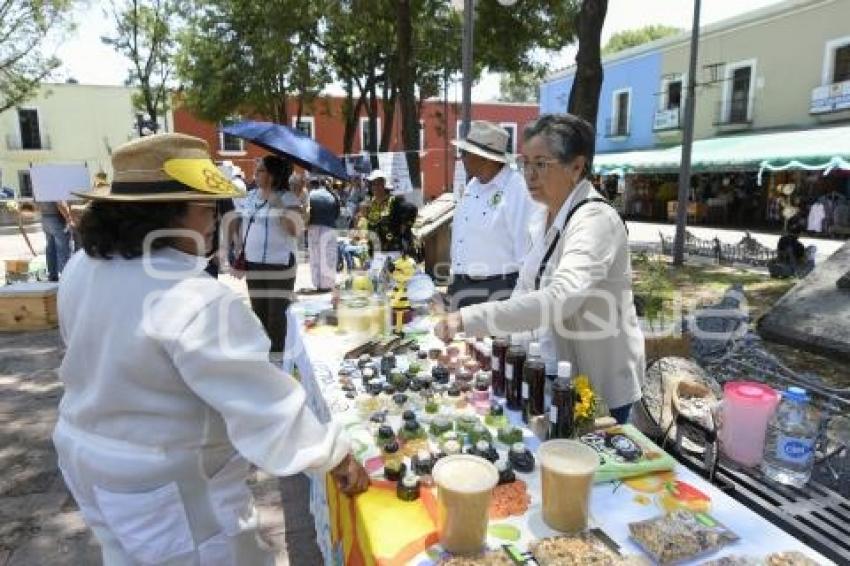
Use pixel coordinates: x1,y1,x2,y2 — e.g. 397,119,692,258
73,133,247,202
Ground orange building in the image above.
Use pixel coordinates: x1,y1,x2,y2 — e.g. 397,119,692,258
171,95,538,200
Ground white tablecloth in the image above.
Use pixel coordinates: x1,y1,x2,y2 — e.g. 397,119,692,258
284,303,833,565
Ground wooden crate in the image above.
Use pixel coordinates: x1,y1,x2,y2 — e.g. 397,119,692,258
4,259,31,275
0,282,59,331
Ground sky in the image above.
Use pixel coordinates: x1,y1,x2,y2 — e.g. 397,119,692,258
50,0,787,102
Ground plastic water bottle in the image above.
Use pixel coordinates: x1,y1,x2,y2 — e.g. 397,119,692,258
761,387,820,487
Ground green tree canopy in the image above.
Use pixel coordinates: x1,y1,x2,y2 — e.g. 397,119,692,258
602,24,682,55
498,69,543,103
102,0,179,129
0,0,75,113
175,0,329,124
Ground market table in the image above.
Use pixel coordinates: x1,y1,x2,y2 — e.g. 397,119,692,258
284,300,832,566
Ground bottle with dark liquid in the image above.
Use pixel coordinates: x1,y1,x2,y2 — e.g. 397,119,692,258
478,337,492,371
549,361,576,439
505,345,526,411
490,337,509,397
523,342,546,424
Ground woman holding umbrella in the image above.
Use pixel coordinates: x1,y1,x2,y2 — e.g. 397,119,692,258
232,154,304,361
55,134,368,564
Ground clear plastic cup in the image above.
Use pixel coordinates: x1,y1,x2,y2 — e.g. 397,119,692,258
431,454,498,555
539,439,599,532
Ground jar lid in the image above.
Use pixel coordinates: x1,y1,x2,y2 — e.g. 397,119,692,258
402,474,419,488
724,381,779,404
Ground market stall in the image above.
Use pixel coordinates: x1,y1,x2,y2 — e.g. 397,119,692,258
592,125,850,232
283,295,831,566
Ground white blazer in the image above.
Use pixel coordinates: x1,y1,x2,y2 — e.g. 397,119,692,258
460,180,644,410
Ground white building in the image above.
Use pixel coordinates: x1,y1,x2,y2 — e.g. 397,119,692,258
0,83,171,198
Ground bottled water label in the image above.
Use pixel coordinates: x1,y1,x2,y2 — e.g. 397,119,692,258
776,436,814,464
549,405,557,423
506,365,513,380
492,356,499,371
522,382,529,399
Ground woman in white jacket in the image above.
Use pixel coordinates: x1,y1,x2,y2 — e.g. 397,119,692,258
437,114,644,423
54,133,368,565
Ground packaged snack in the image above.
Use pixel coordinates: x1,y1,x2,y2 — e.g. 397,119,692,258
530,532,621,565
765,551,823,566
439,551,514,566
699,557,761,566
628,510,739,565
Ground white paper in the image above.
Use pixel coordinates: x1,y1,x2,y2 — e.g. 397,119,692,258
30,164,89,202
377,152,413,195
452,159,466,200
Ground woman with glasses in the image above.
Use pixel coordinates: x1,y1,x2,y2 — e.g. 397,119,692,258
437,114,644,424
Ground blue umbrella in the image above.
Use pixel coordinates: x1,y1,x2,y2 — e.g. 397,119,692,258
221,120,349,180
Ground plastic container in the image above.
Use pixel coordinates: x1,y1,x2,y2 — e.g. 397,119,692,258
761,387,821,487
718,381,780,467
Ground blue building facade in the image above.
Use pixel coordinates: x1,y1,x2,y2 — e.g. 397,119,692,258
540,50,662,154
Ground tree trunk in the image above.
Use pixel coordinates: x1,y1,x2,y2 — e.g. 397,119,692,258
367,75,379,168
396,0,421,191
295,94,304,129
380,83,397,153
567,0,608,128
342,78,361,155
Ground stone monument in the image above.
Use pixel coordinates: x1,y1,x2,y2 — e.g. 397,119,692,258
758,241,850,362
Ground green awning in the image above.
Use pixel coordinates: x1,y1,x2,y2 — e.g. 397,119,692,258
593,147,681,175
593,125,850,176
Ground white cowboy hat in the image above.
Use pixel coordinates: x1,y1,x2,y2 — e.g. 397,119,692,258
450,120,510,163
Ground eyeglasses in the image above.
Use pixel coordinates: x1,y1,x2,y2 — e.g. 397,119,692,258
515,157,560,175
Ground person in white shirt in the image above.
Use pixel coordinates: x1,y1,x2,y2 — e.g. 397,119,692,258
232,155,304,361
448,120,543,310
437,114,644,424
56,133,368,565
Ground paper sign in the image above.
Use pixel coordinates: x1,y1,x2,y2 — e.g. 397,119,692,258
453,159,467,200
345,154,372,176
30,164,90,202
376,152,413,195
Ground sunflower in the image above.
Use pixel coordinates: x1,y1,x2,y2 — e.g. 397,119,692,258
574,374,597,428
